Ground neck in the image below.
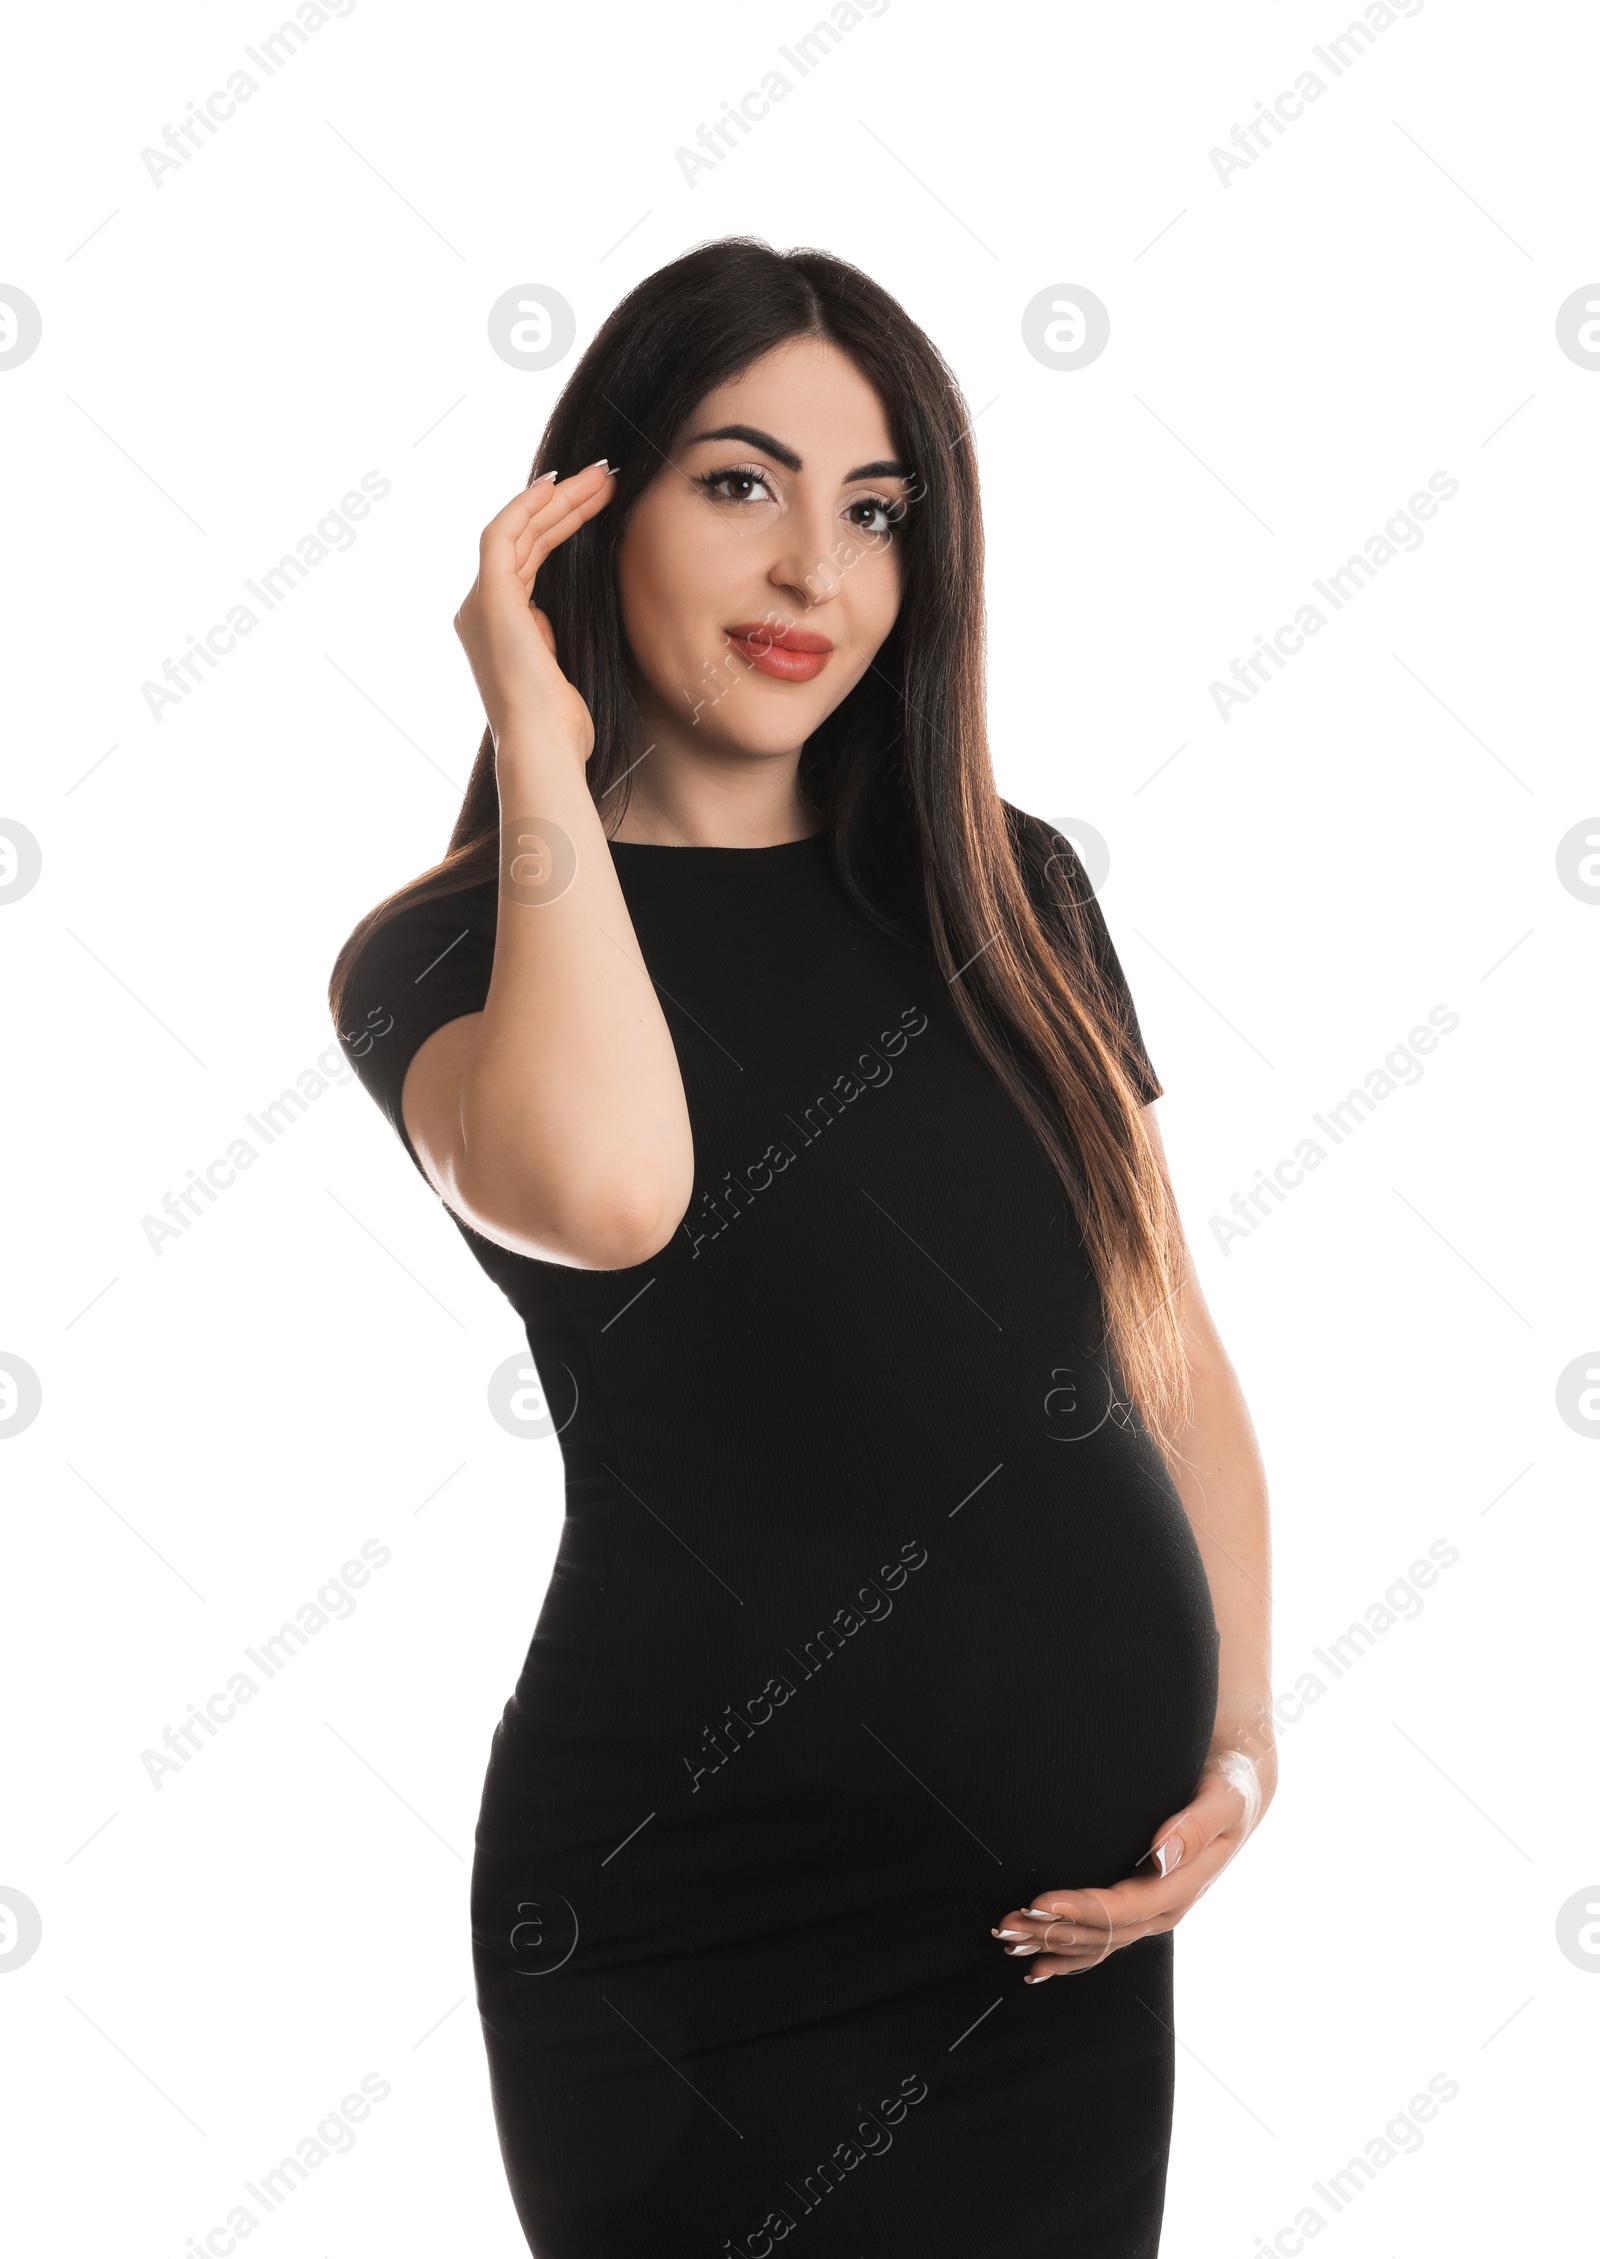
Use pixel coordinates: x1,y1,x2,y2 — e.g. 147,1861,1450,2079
606,737,820,848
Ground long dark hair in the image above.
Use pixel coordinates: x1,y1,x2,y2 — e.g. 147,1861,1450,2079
328,237,1193,1462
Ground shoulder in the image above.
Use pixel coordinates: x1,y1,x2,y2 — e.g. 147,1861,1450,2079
345,876,497,980
335,874,500,1172
998,797,1050,869
996,799,1097,926
996,800,1162,1103
363,874,499,943
337,876,498,1055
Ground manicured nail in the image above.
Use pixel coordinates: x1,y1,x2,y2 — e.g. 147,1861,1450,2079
1024,1969,1051,1984
1005,1943,1041,1956
532,468,558,484
589,457,617,473
994,1928,1029,1940
1026,1905,1059,1920
1155,1835,1183,1878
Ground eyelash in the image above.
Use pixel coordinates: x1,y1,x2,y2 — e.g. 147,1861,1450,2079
693,463,903,537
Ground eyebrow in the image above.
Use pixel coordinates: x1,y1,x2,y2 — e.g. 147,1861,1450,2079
685,423,910,483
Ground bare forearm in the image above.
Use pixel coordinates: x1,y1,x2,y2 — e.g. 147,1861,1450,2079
1168,1332,1276,1774
408,463,694,1267
457,730,694,1256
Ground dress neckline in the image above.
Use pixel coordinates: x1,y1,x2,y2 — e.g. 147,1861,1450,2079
607,831,828,855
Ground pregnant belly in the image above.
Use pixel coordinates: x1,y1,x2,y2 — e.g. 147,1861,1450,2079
479,1423,1218,1929
787,1482,1220,1908
472,1462,1216,2090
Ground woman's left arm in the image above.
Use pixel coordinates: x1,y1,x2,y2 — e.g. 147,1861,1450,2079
992,1106,1279,1980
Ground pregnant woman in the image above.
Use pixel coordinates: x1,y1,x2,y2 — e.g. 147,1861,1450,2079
329,238,1276,2256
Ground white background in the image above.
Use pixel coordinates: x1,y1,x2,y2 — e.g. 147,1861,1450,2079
2,1,1595,2252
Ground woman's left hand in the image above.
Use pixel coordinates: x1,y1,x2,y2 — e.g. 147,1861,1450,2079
991,1741,1272,1983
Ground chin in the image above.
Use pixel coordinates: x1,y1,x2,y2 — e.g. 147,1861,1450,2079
697,680,836,753
714,713,830,761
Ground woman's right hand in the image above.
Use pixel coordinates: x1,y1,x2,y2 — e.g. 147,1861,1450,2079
452,461,616,764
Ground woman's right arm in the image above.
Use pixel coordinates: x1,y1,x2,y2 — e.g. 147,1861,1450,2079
399,464,695,1271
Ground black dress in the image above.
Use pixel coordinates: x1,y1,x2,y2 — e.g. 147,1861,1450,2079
340,806,1219,2258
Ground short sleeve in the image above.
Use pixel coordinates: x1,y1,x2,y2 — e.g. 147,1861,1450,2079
335,882,497,1179
1005,806,1163,1106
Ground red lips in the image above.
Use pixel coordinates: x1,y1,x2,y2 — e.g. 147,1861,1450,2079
724,620,834,653
724,620,834,682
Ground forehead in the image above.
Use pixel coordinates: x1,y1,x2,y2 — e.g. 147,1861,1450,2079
688,338,896,454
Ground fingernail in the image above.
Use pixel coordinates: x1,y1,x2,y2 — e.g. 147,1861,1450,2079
532,469,558,484
1155,1835,1183,1878
588,457,617,473
1026,1906,1058,1920
994,1928,1029,1940
1024,1969,1051,1984
1005,1943,1041,1956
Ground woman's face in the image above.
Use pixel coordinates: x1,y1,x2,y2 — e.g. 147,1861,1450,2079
615,336,913,761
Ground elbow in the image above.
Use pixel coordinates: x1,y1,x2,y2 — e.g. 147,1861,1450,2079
453,1155,690,1271
572,1177,689,1269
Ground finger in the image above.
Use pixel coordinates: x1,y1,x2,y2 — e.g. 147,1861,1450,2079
1136,1808,1209,1883
1139,1768,1251,1879
507,487,614,594
1015,1905,1161,1956
1000,1928,1137,1964
1020,1878,1175,1930
480,472,563,558
475,466,614,594
1026,1934,1128,1980
494,459,611,537
1027,1889,1185,1976
509,464,616,583
1006,1840,1237,1937
1026,1922,1179,1983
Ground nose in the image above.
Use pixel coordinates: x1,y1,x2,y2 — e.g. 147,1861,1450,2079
764,484,844,614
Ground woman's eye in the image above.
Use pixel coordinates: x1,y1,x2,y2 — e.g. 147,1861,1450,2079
848,495,898,536
701,468,774,504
